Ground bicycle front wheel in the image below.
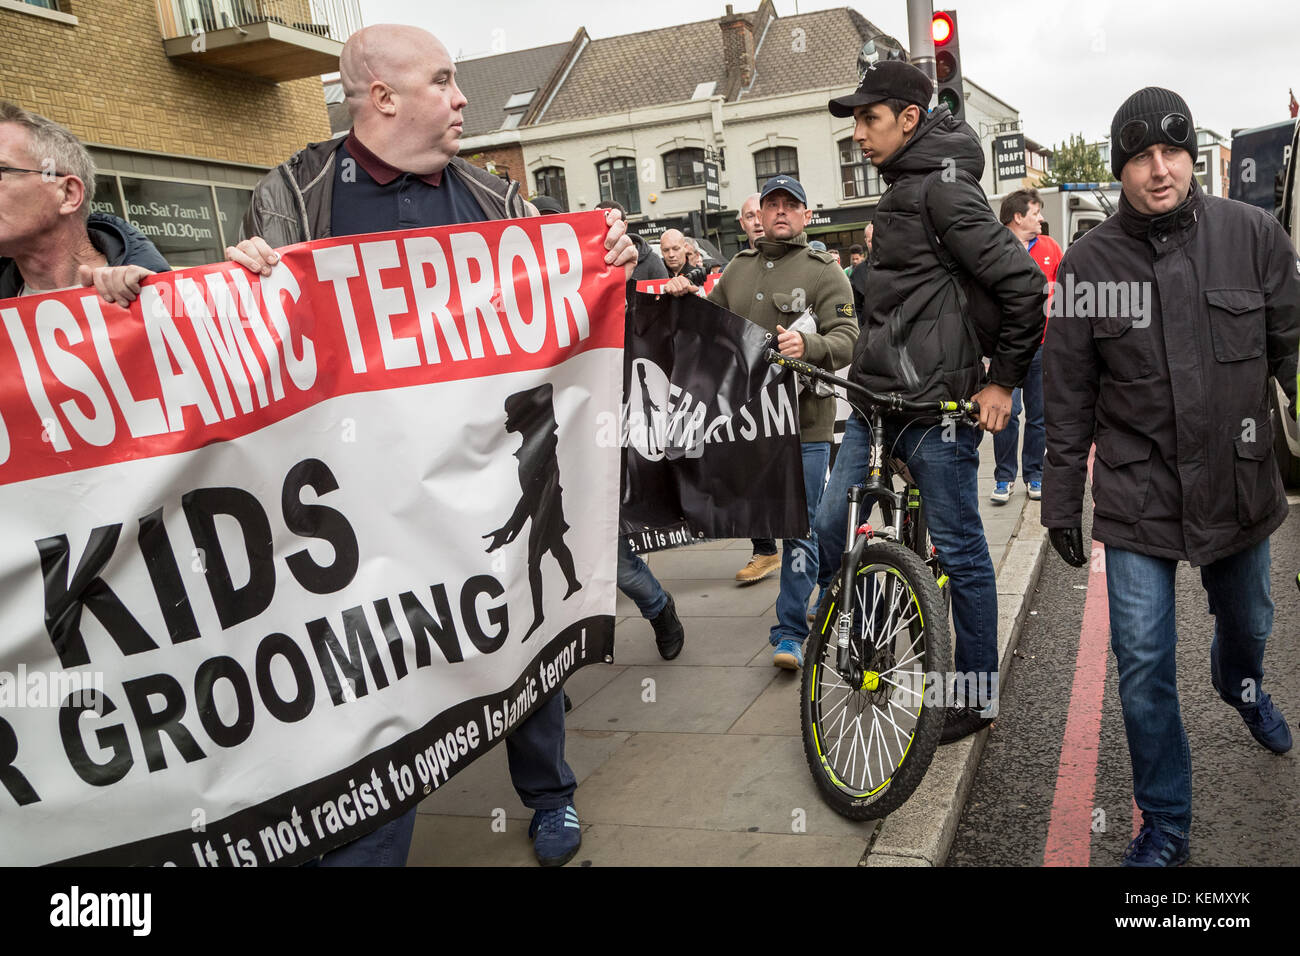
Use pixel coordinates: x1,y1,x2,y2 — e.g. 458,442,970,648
801,538,951,820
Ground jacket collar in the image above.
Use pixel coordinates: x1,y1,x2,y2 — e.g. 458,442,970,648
1117,178,1203,243
345,131,443,186
755,231,809,259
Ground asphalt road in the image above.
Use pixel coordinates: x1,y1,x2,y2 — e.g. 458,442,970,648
949,494,1300,868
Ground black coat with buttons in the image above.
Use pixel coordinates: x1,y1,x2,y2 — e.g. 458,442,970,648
1042,181,1300,566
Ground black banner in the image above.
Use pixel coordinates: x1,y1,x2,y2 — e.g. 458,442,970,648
619,292,808,552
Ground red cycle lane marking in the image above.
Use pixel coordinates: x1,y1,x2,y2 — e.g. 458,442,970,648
1043,448,1111,867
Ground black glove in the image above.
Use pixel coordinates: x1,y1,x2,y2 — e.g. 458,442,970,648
1050,527,1086,568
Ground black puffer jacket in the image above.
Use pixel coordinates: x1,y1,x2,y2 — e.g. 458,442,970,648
631,234,669,281
850,106,1046,403
0,213,170,298
1042,181,1300,566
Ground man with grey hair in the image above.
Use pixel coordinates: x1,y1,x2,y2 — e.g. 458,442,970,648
0,102,167,304
228,23,636,869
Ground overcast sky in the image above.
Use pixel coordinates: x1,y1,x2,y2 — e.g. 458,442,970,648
363,0,1298,148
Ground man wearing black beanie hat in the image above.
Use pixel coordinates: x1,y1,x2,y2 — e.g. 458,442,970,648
1043,87,1300,866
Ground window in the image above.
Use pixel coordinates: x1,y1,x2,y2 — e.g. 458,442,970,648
753,146,798,192
504,90,536,110
663,148,705,189
21,1,61,8
596,157,640,215
533,166,568,209
838,138,884,200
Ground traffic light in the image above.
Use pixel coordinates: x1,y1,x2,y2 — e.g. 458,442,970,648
932,10,965,122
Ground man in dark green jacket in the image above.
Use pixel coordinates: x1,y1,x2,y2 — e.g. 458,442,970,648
665,175,856,668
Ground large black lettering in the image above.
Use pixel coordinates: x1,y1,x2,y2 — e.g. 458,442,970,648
461,574,509,653
137,507,200,646
281,458,359,595
195,656,255,748
59,691,133,786
121,673,207,772
399,586,464,667
182,487,275,629
37,526,157,668
254,632,315,723
306,606,390,706
373,597,408,680
0,716,40,805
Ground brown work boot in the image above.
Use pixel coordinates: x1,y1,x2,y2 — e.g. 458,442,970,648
735,552,781,585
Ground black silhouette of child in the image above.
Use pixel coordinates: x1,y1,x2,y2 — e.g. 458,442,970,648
484,383,583,642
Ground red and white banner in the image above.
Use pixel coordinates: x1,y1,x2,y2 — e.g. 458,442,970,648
0,212,623,865
635,272,721,297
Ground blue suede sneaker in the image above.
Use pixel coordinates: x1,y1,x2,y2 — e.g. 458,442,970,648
773,638,804,670
1027,481,1042,500
1238,693,1292,754
990,481,1011,504
1122,820,1189,867
528,804,581,867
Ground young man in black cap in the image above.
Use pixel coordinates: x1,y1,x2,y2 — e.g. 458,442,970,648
1043,87,1299,866
814,60,1045,742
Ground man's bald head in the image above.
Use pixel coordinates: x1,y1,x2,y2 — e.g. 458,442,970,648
338,24,467,176
738,192,764,245
660,229,688,271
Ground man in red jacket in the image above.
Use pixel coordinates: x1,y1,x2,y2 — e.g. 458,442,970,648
991,188,1059,505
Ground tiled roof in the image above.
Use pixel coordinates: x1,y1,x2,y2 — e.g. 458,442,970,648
535,7,881,123
743,8,879,99
538,17,728,123
455,41,572,136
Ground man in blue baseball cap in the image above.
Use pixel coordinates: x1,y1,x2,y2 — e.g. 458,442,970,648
664,174,857,669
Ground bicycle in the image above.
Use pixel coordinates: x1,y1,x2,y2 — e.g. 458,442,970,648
765,348,979,820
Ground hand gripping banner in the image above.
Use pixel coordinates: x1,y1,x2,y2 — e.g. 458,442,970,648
0,212,623,865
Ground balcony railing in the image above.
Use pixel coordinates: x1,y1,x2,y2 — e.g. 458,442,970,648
157,1,363,82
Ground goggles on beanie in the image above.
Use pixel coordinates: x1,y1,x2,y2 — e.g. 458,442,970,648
1118,112,1191,153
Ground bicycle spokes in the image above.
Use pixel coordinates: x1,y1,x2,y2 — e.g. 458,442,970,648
812,564,929,796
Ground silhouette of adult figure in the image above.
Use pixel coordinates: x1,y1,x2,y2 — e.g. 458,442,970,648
635,361,662,459
484,383,582,641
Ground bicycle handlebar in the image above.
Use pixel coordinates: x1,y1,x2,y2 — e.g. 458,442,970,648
763,348,980,419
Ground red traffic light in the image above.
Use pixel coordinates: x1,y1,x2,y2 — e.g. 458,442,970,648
932,11,954,46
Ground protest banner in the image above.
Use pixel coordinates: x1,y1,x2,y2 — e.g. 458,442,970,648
616,292,808,553
0,212,624,865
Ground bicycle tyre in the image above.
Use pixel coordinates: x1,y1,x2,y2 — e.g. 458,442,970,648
801,538,951,820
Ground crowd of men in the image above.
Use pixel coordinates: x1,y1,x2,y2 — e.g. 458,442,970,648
1,21,1297,871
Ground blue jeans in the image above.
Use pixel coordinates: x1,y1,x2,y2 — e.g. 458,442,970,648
993,345,1044,484
771,441,830,645
1105,538,1274,838
308,807,418,867
813,415,998,691
618,539,668,618
506,690,575,810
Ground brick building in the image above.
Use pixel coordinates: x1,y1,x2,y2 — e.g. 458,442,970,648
0,0,360,264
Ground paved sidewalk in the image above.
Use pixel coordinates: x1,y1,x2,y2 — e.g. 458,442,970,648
411,435,1045,866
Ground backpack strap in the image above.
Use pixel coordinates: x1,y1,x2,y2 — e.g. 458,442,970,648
915,169,991,369
916,169,960,276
